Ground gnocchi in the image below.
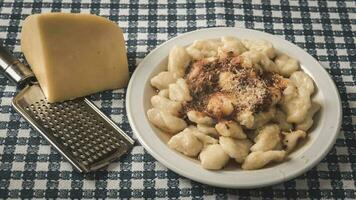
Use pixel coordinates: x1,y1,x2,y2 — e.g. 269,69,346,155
251,107,276,129
147,108,187,134
197,124,219,137
186,40,222,60
296,103,320,131
218,36,247,56
215,120,247,139
187,126,218,146
148,37,319,171
158,89,169,98
242,150,286,170
187,111,215,125
219,137,252,163
235,111,255,129
150,71,177,90
168,45,191,78
168,128,203,157
169,78,192,102
273,109,293,131
282,130,307,152
199,144,230,170
242,39,276,59
281,71,314,123
239,50,263,70
274,53,300,77
207,93,234,117
151,95,182,116
250,124,281,152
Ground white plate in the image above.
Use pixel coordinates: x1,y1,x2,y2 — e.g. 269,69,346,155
126,27,342,188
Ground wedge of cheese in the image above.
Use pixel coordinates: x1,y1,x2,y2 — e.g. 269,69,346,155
21,13,128,102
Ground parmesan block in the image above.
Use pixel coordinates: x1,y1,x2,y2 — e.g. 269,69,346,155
21,13,128,102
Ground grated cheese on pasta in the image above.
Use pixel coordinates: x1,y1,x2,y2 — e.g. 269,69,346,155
184,53,286,120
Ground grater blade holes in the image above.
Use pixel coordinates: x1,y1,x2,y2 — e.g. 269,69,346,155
19,97,132,171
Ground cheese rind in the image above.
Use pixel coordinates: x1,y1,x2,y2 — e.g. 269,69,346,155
21,13,128,102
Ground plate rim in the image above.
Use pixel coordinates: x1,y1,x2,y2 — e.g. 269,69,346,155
126,27,342,188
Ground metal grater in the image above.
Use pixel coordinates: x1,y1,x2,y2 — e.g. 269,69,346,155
0,45,134,173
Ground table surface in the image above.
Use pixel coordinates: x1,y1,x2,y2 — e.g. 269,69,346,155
0,0,355,199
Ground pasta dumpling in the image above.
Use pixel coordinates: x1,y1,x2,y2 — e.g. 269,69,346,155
296,103,320,131
251,107,276,129
218,36,247,56
150,71,177,90
239,50,279,73
187,126,218,146
187,110,215,125
274,53,300,77
290,71,314,95
158,89,169,98
199,144,230,170
242,39,276,59
238,50,263,70
242,150,286,170
273,109,293,131
259,53,279,73
197,124,219,137
169,78,192,102
147,108,187,134
186,40,222,60
281,71,314,123
282,80,298,101
283,130,306,152
219,137,252,163
251,124,281,152
168,128,203,157
207,92,234,117
215,120,247,139
219,71,234,88
151,95,182,116
235,111,255,129
168,45,191,78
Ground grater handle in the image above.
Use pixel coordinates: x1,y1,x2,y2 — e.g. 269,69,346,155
0,45,35,88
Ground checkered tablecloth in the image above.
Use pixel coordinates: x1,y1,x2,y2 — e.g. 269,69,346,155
0,0,355,199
